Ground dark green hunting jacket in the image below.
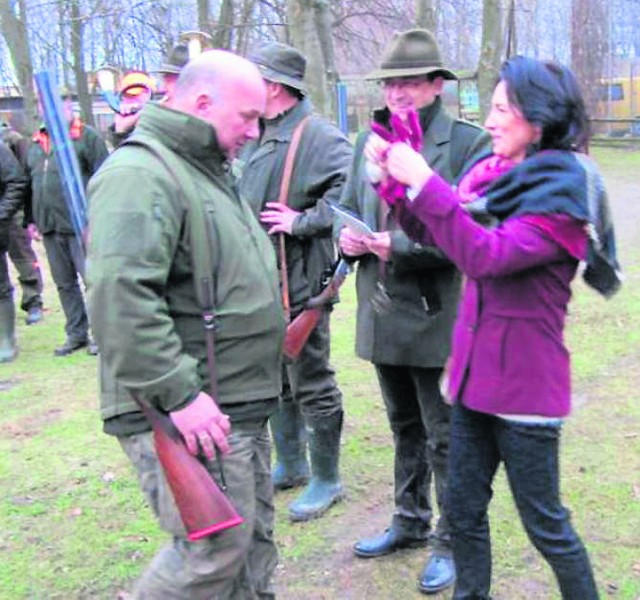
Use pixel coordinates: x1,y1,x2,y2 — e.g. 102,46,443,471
339,98,490,368
87,104,286,434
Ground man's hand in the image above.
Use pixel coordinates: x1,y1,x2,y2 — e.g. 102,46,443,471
114,111,141,134
364,231,392,262
260,202,301,235
27,223,41,241
170,392,231,460
339,226,369,257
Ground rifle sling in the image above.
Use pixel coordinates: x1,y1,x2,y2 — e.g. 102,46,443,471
276,115,311,321
122,139,220,400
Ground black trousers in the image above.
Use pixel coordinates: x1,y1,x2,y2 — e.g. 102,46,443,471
0,220,11,302
448,403,598,599
42,232,88,342
375,364,451,552
7,212,43,311
283,310,342,422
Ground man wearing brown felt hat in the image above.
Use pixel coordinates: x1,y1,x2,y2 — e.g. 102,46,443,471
338,28,490,595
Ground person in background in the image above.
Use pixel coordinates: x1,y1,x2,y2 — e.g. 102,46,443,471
0,138,28,362
239,42,352,522
25,90,108,356
367,55,612,600
106,71,156,149
87,50,286,598
0,123,44,325
338,29,489,595
157,43,189,102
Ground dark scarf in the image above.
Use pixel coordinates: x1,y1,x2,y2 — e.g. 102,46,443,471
372,96,442,133
483,150,621,298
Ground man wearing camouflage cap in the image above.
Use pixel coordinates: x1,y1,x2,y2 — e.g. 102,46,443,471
338,28,490,594
239,41,352,522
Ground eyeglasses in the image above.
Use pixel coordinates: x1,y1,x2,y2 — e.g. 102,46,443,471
380,77,430,90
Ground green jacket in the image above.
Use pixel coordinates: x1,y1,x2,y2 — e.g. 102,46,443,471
87,104,286,428
339,99,490,367
26,121,108,234
238,98,352,311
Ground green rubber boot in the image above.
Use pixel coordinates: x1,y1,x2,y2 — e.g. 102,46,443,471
0,299,17,363
288,411,344,522
270,400,310,491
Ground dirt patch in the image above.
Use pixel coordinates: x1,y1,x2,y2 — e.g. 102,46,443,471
0,407,63,440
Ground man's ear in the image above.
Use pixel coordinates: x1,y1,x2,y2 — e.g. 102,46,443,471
194,93,213,116
432,76,445,95
533,124,543,145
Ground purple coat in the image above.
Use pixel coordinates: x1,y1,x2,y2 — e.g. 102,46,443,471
396,174,588,417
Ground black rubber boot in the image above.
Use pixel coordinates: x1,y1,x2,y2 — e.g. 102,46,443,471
288,410,344,521
270,400,310,491
0,299,17,363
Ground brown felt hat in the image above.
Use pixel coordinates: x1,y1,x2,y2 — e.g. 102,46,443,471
248,42,307,95
158,44,190,75
366,29,457,81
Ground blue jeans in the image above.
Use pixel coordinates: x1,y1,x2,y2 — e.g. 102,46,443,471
447,403,598,600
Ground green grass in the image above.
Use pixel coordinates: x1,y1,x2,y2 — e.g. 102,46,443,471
1,148,639,598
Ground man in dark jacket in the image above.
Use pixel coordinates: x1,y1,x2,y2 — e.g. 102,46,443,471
338,29,490,594
239,42,353,522
87,50,285,598
25,92,108,356
0,141,29,362
0,124,44,326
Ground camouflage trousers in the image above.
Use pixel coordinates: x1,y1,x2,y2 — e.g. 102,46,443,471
119,416,277,599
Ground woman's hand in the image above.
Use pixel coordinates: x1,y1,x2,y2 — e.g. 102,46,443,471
386,143,434,191
364,133,391,174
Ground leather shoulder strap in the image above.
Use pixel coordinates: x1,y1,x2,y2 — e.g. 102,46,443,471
275,115,310,321
277,115,311,206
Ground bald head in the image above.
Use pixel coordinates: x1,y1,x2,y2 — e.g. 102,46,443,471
169,50,266,158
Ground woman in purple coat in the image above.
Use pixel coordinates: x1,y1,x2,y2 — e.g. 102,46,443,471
365,56,620,599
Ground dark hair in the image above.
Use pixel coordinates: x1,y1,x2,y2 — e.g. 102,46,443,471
282,83,304,100
498,56,590,153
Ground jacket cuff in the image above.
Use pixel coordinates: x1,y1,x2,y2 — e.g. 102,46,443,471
131,353,201,414
408,174,458,218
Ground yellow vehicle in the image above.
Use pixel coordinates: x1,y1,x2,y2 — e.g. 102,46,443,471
595,77,640,135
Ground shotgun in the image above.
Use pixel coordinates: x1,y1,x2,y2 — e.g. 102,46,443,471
283,258,351,361
133,394,243,541
34,71,243,540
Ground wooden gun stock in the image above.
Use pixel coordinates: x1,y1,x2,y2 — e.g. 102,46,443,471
133,395,243,541
282,259,351,361
283,307,322,361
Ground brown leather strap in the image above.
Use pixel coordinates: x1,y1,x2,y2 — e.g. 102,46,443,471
277,115,311,321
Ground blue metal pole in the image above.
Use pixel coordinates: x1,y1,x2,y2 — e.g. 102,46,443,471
33,71,88,253
335,81,348,135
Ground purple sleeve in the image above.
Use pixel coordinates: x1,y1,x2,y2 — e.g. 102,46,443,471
403,174,579,279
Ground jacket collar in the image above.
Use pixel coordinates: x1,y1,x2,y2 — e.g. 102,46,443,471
133,103,228,177
259,97,313,143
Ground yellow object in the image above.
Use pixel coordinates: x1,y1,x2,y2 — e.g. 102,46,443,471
120,71,156,97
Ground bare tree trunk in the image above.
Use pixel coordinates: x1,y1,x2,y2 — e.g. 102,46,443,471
0,0,38,132
197,0,211,35
416,0,437,32
477,0,504,123
571,0,608,118
69,0,94,126
286,0,337,119
213,0,234,49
